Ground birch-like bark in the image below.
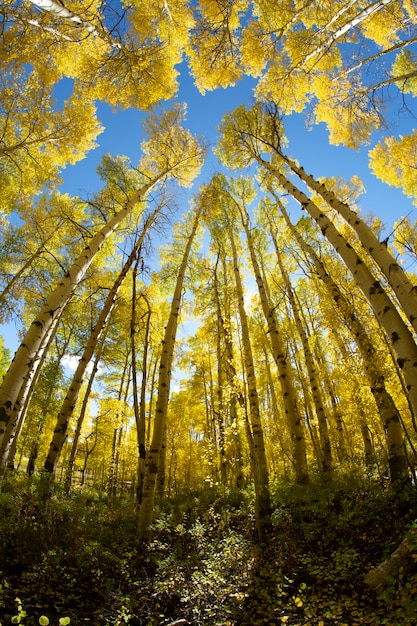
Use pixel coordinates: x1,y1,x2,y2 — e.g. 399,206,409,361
228,229,272,539
0,309,62,479
134,293,151,503
276,245,333,473
25,0,118,42
235,201,309,484
213,259,228,485
263,164,417,420
0,176,160,451
276,195,408,483
108,356,130,496
262,340,293,475
215,252,245,487
138,206,202,535
64,322,109,494
300,0,394,68
43,219,156,475
275,149,417,334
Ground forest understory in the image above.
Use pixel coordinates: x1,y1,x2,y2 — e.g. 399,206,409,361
1,470,417,626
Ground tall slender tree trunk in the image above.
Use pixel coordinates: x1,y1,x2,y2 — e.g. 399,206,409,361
213,256,229,485
276,196,408,484
138,206,202,536
263,166,417,420
228,229,272,540
236,198,308,484
0,177,160,450
214,252,245,488
0,310,62,477
275,148,417,334
43,227,153,477
133,291,151,503
275,241,333,473
64,322,109,494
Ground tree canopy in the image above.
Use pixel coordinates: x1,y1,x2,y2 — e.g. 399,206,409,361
1,2,417,621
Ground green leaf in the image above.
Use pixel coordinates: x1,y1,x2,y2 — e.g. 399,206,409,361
59,619,71,626
39,617,50,626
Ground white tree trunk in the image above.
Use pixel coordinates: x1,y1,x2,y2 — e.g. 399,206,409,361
0,178,158,451
277,150,417,334
261,160,417,419
138,207,202,535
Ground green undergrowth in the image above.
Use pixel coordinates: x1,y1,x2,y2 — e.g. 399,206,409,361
0,470,416,625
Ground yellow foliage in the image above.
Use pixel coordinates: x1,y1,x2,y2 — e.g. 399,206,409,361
312,75,381,148
360,2,405,48
369,131,417,205
240,21,272,77
252,0,297,32
188,31,242,93
140,103,207,187
188,0,247,93
255,60,312,115
391,50,417,95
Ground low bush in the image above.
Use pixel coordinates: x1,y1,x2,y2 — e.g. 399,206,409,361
0,471,416,625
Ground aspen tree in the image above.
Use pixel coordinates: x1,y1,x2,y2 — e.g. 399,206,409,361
64,321,108,494
204,180,272,535
212,249,245,488
0,305,64,478
213,258,228,485
0,105,206,454
42,212,160,478
215,175,309,484
132,289,152,503
275,244,333,474
138,203,203,535
228,226,271,538
369,131,417,206
253,111,417,334
272,193,408,483
216,105,417,421
247,0,413,144
188,0,248,92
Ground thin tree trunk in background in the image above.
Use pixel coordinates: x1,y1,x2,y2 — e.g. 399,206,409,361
43,229,151,478
236,199,308,485
216,254,245,488
274,240,333,473
135,293,151,503
229,228,272,540
139,206,202,536
0,177,160,452
213,257,229,485
64,322,109,494
276,197,408,484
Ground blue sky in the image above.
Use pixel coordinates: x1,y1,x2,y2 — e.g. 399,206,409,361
59,64,417,231
2,63,417,356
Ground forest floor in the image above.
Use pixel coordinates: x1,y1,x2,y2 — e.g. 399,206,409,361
1,471,417,626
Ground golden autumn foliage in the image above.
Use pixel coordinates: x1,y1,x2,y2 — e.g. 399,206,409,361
369,131,417,204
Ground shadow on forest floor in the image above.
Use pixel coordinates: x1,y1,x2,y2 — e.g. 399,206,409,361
0,473,417,625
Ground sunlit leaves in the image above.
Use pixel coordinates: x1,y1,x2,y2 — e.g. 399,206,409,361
140,103,207,187
215,103,287,170
188,0,248,93
391,50,417,95
369,131,417,204
0,72,102,212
